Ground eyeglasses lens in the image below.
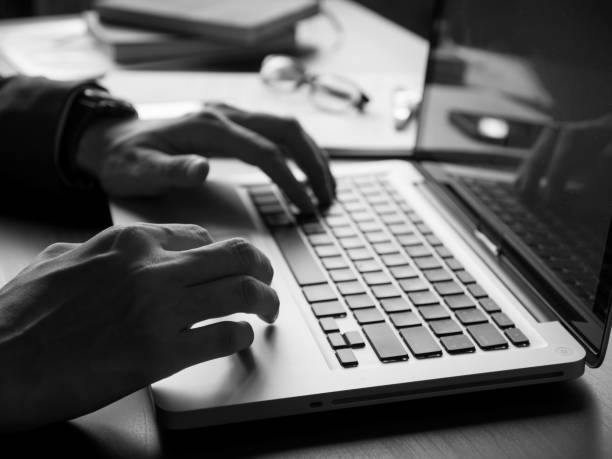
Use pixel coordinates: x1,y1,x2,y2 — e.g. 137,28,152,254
260,55,306,91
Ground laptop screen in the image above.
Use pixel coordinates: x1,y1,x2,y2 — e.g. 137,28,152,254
416,0,612,365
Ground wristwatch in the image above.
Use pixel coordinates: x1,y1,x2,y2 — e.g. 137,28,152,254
57,87,138,188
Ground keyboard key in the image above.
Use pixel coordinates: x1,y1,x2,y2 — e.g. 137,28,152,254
264,212,293,227
381,253,410,267
362,323,409,362
258,202,285,214
272,227,328,286
435,246,453,258
426,235,442,246
344,331,366,348
300,222,326,234
381,213,405,225
418,305,450,320
345,293,376,310
311,300,346,318
371,284,402,299
389,224,414,236
491,312,514,329
390,311,421,328
314,245,341,258
328,332,348,349
479,298,501,313
414,257,441,270
344,202,366,213
380,297,412,313
446,258,464,271
326,216,351,227
347,248,373,261
339,237,365,250
373,203,396,214
505,328,530,347
329,268,357,282
423,268,452,282
336,280,366,296
467,283,488,298
433,280,464,296
440,334,475,354
467,323,508,350
373,242,399,255
308,233,333,246
455,308,488,325
357,221,382,233
416,223,432,234
429,319,462,336
397,234,421,246
399,278,429,292
351,211,374,223
332,226,357,238
444,294,475,310
408,291,439,306
251,193,279,206
405,245,432,258
354,308,385,324
390,265,419,279
366,231,390,243
322,203,344,216
303,284,337,303
322,256,348,270
354,259,383,273
400,326,443,358
456,270,476,284
336,348,359,368
319,317,339,333
363,271,392,285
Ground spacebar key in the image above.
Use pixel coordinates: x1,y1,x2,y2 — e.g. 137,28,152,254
272,227,328,286
362,323,409,362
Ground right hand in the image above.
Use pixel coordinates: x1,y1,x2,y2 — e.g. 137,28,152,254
515,114,612,209
0,223,279,432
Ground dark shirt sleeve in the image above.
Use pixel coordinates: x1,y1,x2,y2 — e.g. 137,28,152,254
0,75,111,226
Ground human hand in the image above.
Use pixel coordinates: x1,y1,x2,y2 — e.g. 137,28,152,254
0,223,278,431
77,104,335,213
515,114,612,208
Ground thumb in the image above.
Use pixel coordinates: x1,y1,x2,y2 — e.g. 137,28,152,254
157,154,210,188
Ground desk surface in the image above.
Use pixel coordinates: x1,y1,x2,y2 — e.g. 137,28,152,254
2,1,611,457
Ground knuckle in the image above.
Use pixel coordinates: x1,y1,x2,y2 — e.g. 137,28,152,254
184,224,211,241
228,237,259,267
281,116,302,133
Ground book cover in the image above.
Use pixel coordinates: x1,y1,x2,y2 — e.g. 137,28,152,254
85,11,296,63
95,0,319,46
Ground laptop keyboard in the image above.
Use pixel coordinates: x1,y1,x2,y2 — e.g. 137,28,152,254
248,175,530,369
457,176,606,306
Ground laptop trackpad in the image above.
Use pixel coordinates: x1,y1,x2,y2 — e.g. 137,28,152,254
109,180,257,240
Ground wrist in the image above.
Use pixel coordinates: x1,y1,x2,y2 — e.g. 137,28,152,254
60,89,137,189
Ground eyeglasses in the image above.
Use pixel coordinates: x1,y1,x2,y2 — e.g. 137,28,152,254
259,55,370,113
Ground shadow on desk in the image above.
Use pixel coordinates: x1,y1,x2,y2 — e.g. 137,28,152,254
3,379,601,458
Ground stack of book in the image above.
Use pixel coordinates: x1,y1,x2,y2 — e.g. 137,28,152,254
88,0,320,64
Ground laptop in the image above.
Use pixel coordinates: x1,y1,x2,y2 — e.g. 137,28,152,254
110,1,612,428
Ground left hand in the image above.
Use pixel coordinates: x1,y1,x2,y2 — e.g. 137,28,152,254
77,103,335,213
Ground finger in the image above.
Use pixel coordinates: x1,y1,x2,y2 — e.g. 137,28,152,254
207,103,335,206
168,237,274,285
174,320,254,368
515,125,558,198
89,223,213,253
149,111,317,213
179,275,280,325
37,242,80,260
540,129,580,203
